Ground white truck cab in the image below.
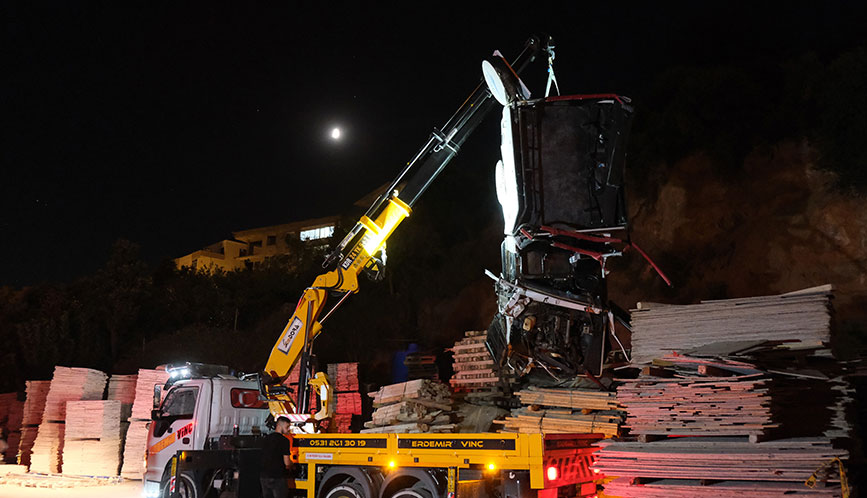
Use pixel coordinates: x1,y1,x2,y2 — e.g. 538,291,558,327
142,363,270,498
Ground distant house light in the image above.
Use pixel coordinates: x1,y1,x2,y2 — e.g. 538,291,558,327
300,225,335,241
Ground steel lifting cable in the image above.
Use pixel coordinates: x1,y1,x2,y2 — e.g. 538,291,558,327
545,44,560,98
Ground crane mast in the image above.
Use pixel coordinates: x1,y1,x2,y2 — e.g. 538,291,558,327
260,36,549,424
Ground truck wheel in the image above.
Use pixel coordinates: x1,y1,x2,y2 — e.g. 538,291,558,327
319,468,382,498
391,482,434,498
325,482,367,498
160,471,202,498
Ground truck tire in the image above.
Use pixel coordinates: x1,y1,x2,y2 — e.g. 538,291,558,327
160,470,202,498
380,469,441,498
325,482,368,498
318,467,383,498
390,482,434,498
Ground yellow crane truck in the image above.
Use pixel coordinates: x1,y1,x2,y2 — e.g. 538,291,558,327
153,34,632,498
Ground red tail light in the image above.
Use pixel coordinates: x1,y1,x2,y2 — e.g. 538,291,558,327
546,465,558,481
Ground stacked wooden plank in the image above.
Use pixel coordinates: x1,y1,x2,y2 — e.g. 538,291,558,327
327,362,359,392
22,381,51,427
616,358,775,438
28,422,65,474
404,352,438,380
18,427,39,467
595,285,847,497
449,331,499,391
496,387,623,437
335,393,362,417
42,367,109,422
62,401,123,477
630,285,833,364
29,367,108,474
596,437,847,497
128,369,169,421
119,421,150,479
0,393,24,463
120,368,168,479
362,380,456,433
449,330,513,406
325,362,360,433
18,380,50,466
106,373,136,470
107,374,137,410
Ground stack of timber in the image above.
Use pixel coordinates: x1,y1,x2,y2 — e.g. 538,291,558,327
596,437,848,497
107,374,137,410
30,367,108,474
630,285,833,364
362,379,456,433
128,369,168,421
28,422,65,474
18,381,49,466
41,367,109,422
62,401,123,477
327,363,361,433
22,381,51,427
496,386,623,437
595,285,848,497
449,331,511,405
327,362,359,393
404,352,439,380
616,357,776,439
0,393,23,463
120,368,168,479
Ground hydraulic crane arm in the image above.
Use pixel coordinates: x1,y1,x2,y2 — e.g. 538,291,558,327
261,35,548,422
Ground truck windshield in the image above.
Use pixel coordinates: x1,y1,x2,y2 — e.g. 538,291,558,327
160,386,199,419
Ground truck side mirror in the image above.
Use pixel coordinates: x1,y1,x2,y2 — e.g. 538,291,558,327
153,384,162,410
151,409,162,421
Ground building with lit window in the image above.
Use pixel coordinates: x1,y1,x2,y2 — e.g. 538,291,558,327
174,215,341,273
174,184,394,274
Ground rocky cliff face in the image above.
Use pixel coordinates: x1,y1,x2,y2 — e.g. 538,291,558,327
608,141,867,353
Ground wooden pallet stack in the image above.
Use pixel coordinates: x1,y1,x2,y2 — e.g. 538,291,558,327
596,437,847,497
362,380,456,433
29,367,108,474
120,368,168,479
107,374,137,411
404,352,439,380
327,363,361,433
21,381,50,427
18,381,51,467
0,393,24,463
28,422,66,474
327,362,359,393
448,331,512,405
616,357,775,439
496,387,623,437
629,285,833,364
18,380,50,467
594,285,848,497
41,367,109,422
62,401,123,477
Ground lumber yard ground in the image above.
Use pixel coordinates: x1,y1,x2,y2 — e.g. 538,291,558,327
0,479,140,498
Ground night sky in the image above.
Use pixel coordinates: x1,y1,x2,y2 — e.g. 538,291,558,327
3,3,865,286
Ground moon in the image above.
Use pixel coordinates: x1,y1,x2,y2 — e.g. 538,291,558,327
330,127,341,140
